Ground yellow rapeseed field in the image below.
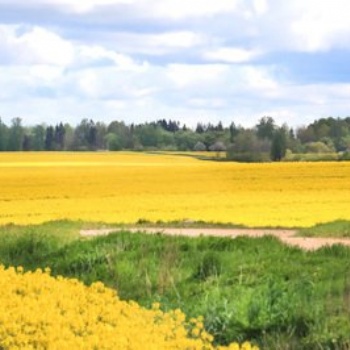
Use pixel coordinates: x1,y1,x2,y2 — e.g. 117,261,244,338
0,152,350,227
0,265,257,350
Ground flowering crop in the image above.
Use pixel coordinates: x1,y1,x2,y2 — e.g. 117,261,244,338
0,152,349,227
0,265,257,350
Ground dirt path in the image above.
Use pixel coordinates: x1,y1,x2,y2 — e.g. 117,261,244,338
80,227,350,251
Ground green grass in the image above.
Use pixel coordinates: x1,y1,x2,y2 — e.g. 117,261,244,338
0,220,81,267
298,220,350,238
1,221,350,348
145,151,225,161
133,218,249,229
284,152,339,162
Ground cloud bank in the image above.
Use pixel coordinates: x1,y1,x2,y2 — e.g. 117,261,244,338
0,0,350,126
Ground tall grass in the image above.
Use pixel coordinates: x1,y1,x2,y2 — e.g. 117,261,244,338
298,220,350,238
0,220,80,268
1,222,350,348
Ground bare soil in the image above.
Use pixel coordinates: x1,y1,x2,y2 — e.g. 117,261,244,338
80,227,350,251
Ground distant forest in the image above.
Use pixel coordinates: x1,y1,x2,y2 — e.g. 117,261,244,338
1,116,350,161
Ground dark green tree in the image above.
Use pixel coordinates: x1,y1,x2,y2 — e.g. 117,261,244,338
54,123,66,150
0,118,8,151
271,128,287,161
134,124,163,148
108,121,131,149
174,130,201,151
45,126,55,151
22,133,32,151
32,125,46,151
229,122,239,143
73,119,97,150
87,122,97,150
95,122,107,150
8,118,24,151
226,129,271,162
105,133,122,151
296,125,316,144
195,123,205,134
256,116,276,140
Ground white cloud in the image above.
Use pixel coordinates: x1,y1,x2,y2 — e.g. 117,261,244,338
0,0,241,17
2,1,350,128
64,63,161,101
0,25,74,66
275,0,350,52
252,0,268,16
204,47,260,63
149,31,204,49
0,24,146,72
106,31,206,56
242,66,279,93
2,62,350,127
242,0,268,19
76,70,98,98
144,0,241,20
4,0,136,13
77,45,142,71
166,64,229,88
19,27,74,66
61,0,134,12
29,65,64,82
188,97,227,109
291,5,350,51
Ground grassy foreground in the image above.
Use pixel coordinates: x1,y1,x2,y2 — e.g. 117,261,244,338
1,221,350,349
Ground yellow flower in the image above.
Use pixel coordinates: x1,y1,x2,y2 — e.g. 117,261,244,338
0,152,349,227
0,265,258,350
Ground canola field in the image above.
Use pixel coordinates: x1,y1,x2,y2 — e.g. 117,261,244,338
1,152,350,227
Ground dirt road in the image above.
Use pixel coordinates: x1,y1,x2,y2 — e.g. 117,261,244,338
80,227,350,251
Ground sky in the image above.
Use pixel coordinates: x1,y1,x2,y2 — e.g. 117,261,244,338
1,0,350,127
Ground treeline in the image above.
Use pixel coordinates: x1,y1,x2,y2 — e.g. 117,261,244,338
0,116,350,161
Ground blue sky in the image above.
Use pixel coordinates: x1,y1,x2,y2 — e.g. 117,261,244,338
1,0,350,127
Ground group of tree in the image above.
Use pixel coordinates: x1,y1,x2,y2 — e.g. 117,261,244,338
0,116,350,162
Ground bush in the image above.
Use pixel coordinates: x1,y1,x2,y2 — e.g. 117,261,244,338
226,151,271,162
209,141,226,152
340,151,350,161
194,141,207,151
305,141,334,154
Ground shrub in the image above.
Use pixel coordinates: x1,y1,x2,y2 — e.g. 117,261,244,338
226,151,271,163
305,141,334,154
340,151,350,161
194,141,207,151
